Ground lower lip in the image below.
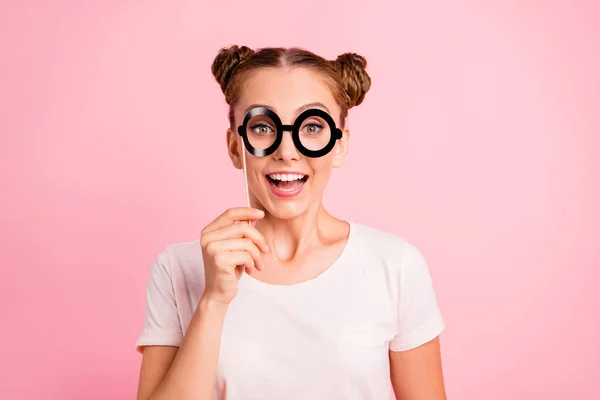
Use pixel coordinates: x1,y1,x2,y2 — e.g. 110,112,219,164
266,177,307,198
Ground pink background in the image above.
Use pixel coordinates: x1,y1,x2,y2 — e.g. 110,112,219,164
1,1,598,399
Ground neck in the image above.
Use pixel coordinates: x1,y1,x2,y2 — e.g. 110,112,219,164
253,202,332,262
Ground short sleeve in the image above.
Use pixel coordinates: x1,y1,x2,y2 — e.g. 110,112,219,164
135,250,184,353
389,243,445,352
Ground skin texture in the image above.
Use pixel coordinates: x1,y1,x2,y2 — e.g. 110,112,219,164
136,66,446,400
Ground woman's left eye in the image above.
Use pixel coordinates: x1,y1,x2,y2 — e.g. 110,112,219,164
304,123,323,134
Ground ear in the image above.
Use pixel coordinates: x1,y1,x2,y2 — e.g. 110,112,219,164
226,128,244,170
332,127,350,168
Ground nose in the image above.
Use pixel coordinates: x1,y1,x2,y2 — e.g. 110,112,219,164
273,131,300,162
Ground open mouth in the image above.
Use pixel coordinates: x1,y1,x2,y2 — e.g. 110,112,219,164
266,173,309,192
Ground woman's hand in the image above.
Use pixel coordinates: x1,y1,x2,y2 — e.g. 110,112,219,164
199,207,269,306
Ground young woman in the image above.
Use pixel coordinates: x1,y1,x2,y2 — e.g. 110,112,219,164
135,45,447,400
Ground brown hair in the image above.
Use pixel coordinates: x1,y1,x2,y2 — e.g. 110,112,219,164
211,45,372,129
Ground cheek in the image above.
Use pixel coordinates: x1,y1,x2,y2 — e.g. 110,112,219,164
308,158,334,182
244,158,268,182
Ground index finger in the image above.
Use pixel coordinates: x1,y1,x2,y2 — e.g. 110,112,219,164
202,207,265,234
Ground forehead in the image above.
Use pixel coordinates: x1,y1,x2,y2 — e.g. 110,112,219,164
237,67,340,120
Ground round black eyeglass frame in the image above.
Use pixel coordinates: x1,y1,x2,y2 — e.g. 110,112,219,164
237,107,343,158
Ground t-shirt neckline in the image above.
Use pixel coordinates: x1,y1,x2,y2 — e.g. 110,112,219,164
238,220,356,294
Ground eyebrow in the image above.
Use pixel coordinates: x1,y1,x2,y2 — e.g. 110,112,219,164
243,102,330,116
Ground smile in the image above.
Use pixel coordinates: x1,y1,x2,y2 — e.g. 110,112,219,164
265,172,309,198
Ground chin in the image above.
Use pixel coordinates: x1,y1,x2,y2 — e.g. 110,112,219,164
265,206,309,220
255,194,320,221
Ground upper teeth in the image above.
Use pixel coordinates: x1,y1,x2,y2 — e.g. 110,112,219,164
268,173,306,181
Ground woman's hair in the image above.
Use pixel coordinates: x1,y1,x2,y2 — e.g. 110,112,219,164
211,45,372,129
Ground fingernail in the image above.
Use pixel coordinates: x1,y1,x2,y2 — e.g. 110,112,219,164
263,244,269,252
255,209,264,217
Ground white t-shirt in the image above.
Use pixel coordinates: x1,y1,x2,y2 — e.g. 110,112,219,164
135,221,445,400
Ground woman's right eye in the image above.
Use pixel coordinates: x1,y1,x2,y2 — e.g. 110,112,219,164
250,124,273,135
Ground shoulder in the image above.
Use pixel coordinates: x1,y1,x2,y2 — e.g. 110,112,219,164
349,221,423,266
163,239,204,266
151,239,205,286
348,221,432,292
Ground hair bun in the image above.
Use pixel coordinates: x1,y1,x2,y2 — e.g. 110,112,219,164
211,45,255,94
333,53,372,108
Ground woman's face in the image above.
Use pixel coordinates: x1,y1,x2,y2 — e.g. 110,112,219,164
227,67,349,220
